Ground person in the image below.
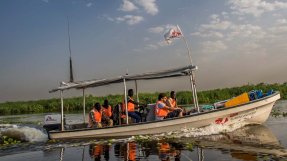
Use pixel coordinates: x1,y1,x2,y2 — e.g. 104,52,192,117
166,91,185,116
88,102,103,128
123,89,142,123
166,91,178,108
101,99,113,127
155,93,183,120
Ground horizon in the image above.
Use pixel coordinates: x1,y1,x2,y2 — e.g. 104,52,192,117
1,0,287,102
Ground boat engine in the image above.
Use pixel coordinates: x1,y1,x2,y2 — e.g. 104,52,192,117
43,114,64,132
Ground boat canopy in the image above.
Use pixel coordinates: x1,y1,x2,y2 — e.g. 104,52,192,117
49,65,197,93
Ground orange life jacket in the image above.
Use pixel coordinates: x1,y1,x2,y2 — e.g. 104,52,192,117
168,98,176,108
123,97,135,112
102,105,112,117
88,109,102,127
155,101,169,117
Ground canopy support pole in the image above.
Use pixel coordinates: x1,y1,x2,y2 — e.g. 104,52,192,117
60,90,64,131
123,78,129,124
135,80,139,103
82,88,86,124
177,25,199,112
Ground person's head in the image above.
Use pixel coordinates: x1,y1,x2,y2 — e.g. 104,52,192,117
158,93,167,101
170,91,176,99
103,99,109,107
128,89,134,97
94,102,101,112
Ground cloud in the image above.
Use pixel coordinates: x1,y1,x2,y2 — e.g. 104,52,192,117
86,2,93,7
228,24,266,40
201,40,227,53
276,18,287,25
148,26,165,33
136,0,159,15
144,44,158,50
119,0,138,12
228,0,287,17
201,15,232,30
116,15,144,25
42,0,49,3
191,31,224,38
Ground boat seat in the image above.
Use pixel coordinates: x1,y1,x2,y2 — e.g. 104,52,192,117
146,104,156,121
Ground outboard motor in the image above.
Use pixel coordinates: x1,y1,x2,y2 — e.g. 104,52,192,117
43,114,63,132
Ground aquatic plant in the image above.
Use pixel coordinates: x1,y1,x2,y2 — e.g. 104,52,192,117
0,135,21,146
271,109,283,117
185,143,194,151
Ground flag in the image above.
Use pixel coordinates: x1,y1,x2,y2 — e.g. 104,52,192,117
164,25,182,44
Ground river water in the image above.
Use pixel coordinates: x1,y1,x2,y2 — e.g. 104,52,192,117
0,101,287,161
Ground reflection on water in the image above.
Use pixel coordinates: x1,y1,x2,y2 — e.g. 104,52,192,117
1,124,285,161
41,125,285,161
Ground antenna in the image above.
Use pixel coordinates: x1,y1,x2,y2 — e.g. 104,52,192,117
67,17,74,82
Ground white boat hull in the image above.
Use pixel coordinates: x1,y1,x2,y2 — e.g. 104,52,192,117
48,92,280,140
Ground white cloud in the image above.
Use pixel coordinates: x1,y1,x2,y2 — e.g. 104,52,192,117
119,0,138,12
269,26,287,35
201,40,227,53
228,0,287,17
148,26,164,33
116,15,144,25
191,31,224,38
201,15,232,30
136,0,159,15
276,19,287,25
86,2,93,7
228,24,266,40
144,44,158,50
42,0,49,3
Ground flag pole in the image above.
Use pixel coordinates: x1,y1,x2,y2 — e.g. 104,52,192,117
176,25,200,112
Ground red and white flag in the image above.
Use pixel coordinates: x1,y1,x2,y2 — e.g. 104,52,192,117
164,25,182,44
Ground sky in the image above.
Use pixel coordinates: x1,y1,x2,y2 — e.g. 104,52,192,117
0,0,287,102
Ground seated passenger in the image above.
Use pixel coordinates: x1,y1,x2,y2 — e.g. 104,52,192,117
88,103,103,128
155,93,183,121
166,91,184,116
123,89,142,123
102,99,113,126
88,102,113,128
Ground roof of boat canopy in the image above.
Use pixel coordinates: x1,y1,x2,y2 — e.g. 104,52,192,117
49,65,197,93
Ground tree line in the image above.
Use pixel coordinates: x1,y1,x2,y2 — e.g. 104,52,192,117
0,83,286,115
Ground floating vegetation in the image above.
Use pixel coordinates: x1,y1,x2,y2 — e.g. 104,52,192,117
271,109,287,117
185,142,194,151
0,135,21,146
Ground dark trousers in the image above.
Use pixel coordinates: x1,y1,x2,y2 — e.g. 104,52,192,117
128,111,141,123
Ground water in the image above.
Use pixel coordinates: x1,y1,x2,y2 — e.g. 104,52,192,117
0,101,287,161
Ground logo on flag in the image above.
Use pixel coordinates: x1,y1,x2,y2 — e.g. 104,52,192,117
164,26,182,44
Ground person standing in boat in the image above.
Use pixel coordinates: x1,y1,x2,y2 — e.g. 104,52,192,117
123,89,142,123
88,102,103,128
102,99,113,127
155,93,183,120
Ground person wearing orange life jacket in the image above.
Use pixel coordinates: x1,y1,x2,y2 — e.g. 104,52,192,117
155,93,183,121
123,89,141,123
101,99,113,127
102,99,112,118
166,91,184,116
88,102,103,128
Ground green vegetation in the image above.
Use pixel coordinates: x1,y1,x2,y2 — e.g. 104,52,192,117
0,136,21,146
0,83,286,115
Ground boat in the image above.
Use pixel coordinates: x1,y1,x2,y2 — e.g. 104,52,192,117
44,25,280,140
44,64,280,140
